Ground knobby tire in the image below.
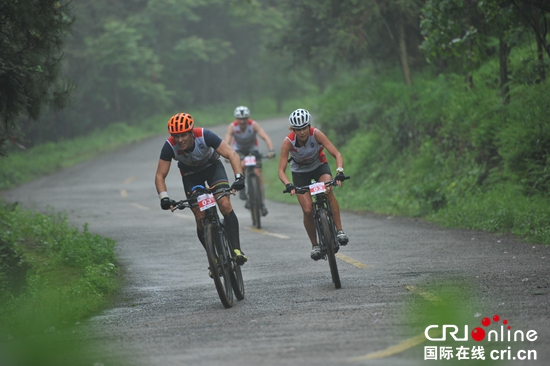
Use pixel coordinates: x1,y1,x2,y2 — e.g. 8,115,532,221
248,174,262,229
319,209,341,289
205,222,233,308
221,229,245,300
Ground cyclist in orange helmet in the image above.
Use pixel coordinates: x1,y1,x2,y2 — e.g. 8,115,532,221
155,112,248,267
224,106,276,216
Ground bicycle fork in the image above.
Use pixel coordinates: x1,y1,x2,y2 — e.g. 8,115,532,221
313,199,339,259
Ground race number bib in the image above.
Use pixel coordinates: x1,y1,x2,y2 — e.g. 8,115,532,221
197,193,216,211
309,182,326,195
244,155,257,167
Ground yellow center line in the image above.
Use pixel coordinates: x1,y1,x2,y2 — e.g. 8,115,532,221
130,203,149,210
404,285,442,302
348,285,441,361
348,333,427,361
245,227,290,239
335,253,368,268
120,189,128,198
124,176,136,185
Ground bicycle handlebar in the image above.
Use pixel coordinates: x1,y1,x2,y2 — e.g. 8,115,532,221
173,185,233,211
282,176,351,194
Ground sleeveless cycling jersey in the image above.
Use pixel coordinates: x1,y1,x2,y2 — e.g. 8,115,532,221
160,128,221,175
286,127,327,173
231,119,258,153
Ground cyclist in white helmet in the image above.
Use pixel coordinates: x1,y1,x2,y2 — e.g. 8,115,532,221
224,106,276,216
277,108,349,260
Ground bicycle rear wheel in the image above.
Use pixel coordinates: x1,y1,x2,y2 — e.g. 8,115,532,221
319,209,341,289
205,222,234,308
247,174,262,229
221,229,245,300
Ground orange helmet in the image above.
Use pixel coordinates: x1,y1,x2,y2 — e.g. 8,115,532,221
167,113,194,134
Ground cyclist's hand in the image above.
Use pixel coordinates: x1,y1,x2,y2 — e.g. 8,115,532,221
335,172,346,181
335,168,345,186
161,197,175,210
231,175,245,191
284,183,295,195
267,150,276,159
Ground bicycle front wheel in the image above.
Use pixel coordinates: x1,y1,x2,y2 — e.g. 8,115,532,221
247,174,262,229
205,222,234,308
221,229,245,300
319,209,341,289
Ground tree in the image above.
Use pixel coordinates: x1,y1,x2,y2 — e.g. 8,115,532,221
511,0,550,81
420,0,527,103
0,0,74,155
271,0,425,86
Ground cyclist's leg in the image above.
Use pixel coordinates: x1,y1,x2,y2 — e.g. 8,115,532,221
296,193,316,245
183,172,208,249
314,164,348,244
318,168,348,245
207,161,247,264
292,170,318,247
236,150,247,200
318,172,343,231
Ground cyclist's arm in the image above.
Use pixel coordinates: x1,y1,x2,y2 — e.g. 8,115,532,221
253,123,274,151
216,140,243,176
315,129,344,170
223,123,234,146
155,158,171,194
277,139,293,186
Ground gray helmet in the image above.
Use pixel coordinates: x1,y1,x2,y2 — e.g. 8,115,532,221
289,108,311,128
234,106,250,119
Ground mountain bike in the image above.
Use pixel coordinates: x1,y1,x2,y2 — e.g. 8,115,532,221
242,153,269,229
284,176,350,289
173,185,244,308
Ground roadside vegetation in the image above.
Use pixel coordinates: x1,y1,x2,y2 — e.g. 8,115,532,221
0,200,119,365
1,0,548,363
264,43,550,245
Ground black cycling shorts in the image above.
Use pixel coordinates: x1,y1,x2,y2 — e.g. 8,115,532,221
291,163,332,188
181,160,230,198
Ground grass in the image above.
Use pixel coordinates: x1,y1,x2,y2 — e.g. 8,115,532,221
0,201,122,365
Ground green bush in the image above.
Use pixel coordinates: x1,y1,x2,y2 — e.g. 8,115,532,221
296,44,550,244
0,201,119,333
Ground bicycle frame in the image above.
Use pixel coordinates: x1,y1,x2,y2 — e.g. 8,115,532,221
284,176,350,288
173,185,244,307
243,153,264,229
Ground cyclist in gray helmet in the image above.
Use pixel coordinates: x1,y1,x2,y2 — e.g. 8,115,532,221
224,106,276,216
278,108,349,260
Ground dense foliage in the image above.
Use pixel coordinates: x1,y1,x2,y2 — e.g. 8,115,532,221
0,201,120,365
0,201,118,331
0,0,74,155
314,44,549,243
8,0,311,149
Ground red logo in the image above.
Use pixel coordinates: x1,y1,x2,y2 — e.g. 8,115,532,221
471,314,511,342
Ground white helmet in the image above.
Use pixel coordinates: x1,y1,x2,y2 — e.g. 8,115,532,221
289,108,311,128
234,106,250,119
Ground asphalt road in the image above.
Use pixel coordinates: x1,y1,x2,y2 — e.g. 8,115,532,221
2,116,549,366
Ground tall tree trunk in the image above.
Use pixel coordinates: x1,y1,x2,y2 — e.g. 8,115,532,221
114,72,121,121
531,4,546,82
499,34,510,105
465,38,474,88
398,21,412,86
511,0,550,59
